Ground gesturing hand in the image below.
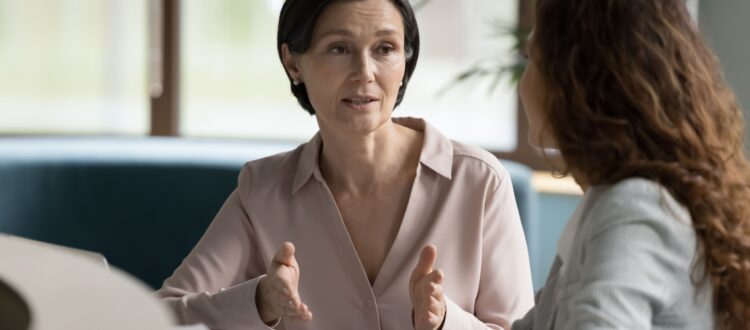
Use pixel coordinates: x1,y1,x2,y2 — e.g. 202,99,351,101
409,244,446,330
256,242,313,324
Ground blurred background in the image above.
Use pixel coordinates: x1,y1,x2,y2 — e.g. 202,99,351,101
0,0,747,291
0,0,519,150
0,0,746,164
0,0,746,153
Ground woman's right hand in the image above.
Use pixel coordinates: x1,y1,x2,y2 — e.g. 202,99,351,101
256,242,313,324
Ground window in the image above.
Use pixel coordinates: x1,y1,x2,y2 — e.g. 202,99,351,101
180,0,313,141
181,0,519,151
0,0,148,135
402,0,519,151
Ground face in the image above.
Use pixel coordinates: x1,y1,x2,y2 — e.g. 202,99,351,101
519,30,556,148
282,0,407,135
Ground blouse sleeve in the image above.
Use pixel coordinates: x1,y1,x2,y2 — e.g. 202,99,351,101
442,167,535,329
155,187,274,330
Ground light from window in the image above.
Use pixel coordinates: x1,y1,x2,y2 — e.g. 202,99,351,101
0,0,149,135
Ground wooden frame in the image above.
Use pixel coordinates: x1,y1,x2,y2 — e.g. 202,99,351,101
149,0,180,136
493,0,551,171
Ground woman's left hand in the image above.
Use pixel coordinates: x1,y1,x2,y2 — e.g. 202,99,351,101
409,244,446,330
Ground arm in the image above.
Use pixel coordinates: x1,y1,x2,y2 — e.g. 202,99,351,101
155,189,273,330
442,170,535,329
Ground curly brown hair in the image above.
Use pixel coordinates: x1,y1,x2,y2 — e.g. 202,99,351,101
533,0,750,328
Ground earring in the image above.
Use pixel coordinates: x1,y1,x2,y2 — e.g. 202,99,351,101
293,79,300,86
399,81,403,87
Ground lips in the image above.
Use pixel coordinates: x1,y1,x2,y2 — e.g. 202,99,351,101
341,95,380,110
342,97,378,105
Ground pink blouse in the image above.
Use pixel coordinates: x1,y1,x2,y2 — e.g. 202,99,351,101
156,117,534,330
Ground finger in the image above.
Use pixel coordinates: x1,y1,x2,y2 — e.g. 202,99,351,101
426,281,443,299
299,303,310,315
415,269,444,298
281,302,302,316
281,299,306,315
288,309,313,322
414,283,437,312
282,302,313,321
269,281,301,308
431,282,444,302
299,304,313,321
420,268,443,285
273,242,296,267
433,268,444,284
410,245,437,288
286,292,305,311
415,297,432,320
414,282,444,321
427,310,442,325
270,275,297,302
270,275,309,317
416,293,440,316
415,310,441,329
296,304,313,321
277,295,307,316
427,295,443,316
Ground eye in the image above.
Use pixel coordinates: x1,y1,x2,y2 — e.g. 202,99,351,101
377,44,396,55
328,45,348,55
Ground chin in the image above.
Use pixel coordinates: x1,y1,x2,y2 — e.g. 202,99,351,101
344,111,391,135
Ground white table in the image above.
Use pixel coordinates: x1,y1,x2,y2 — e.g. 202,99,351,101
0,235,174,330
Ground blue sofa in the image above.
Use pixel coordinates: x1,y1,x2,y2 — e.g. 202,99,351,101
0,137,538,289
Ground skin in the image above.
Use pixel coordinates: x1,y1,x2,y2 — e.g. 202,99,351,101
519,30,588,190
259,1,444,327
518,30,555,150
410,245,447,330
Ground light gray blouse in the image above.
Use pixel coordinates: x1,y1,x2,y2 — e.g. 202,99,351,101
513,178,714,329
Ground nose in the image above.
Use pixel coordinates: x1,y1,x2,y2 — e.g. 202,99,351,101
351,51,375,83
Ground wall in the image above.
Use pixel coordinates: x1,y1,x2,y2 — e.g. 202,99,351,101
699,0,750,148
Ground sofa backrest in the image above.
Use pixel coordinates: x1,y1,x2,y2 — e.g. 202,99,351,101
0,138,535,289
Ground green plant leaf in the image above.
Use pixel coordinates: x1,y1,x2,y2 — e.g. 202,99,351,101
445,25,530,96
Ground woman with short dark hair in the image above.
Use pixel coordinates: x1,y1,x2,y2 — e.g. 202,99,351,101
156,1,534,329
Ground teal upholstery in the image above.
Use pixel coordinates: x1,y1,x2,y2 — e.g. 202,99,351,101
0,138,538,289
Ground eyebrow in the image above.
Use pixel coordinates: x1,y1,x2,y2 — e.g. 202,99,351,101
317,28,400,40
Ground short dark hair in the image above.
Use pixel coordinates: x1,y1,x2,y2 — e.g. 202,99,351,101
277,0,420,115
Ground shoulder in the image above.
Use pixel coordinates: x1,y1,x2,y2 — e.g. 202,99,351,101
583,178,694,248
596,177,667,199
573,179,708,313
449,140,510,190
588,178,690,224
237,144,304,195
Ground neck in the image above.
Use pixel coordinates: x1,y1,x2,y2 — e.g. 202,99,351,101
319,121,422,194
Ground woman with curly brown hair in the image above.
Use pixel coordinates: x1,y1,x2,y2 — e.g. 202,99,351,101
512,0,750,329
